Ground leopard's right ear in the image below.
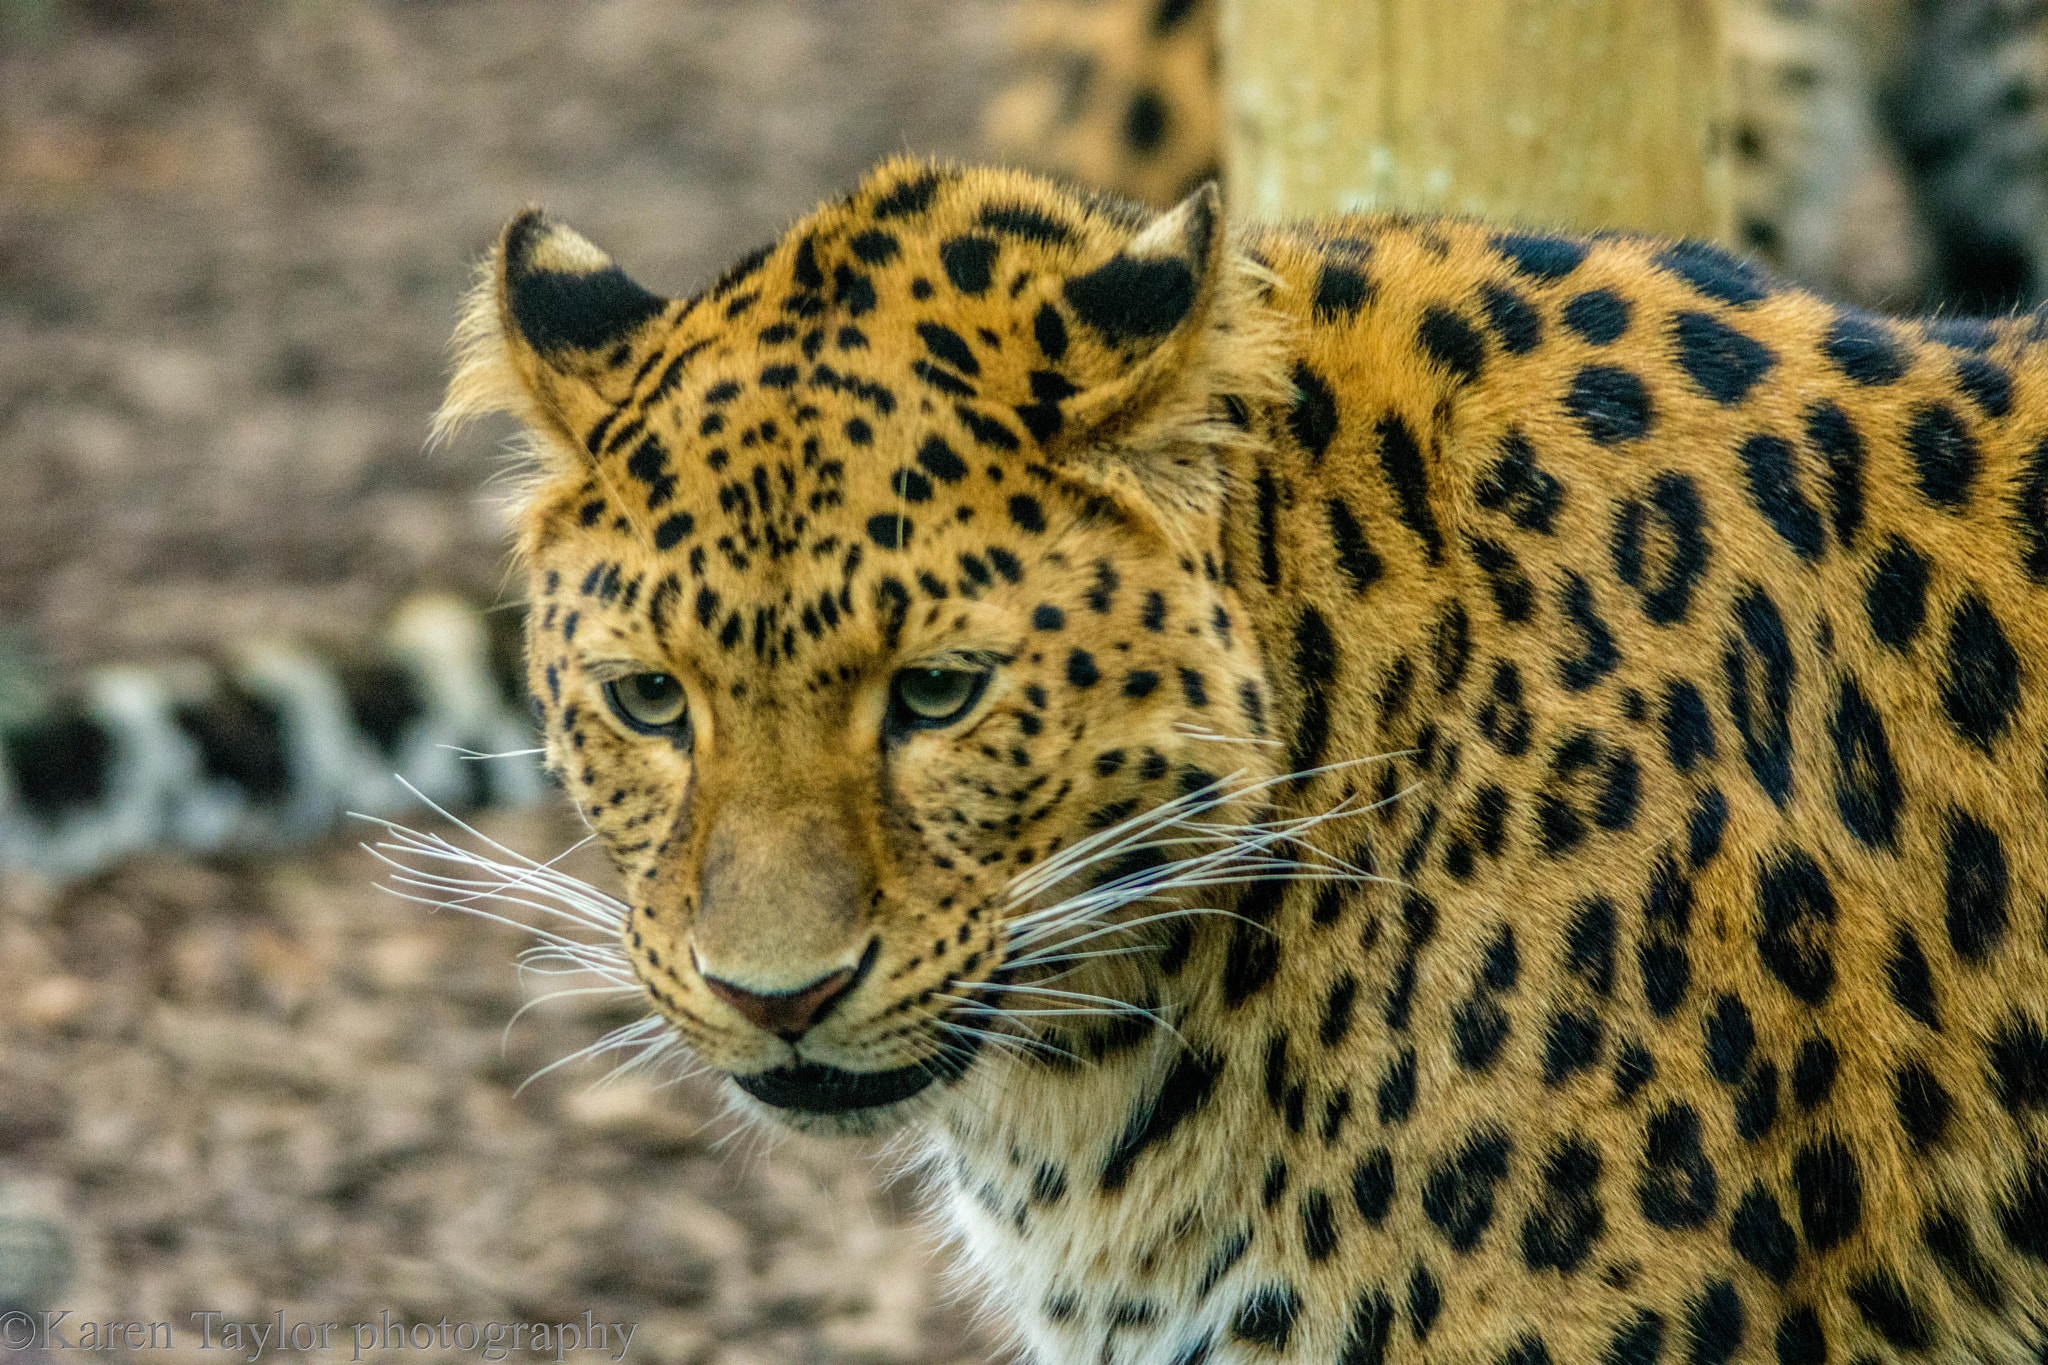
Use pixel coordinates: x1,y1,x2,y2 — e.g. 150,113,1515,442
435,209,672,464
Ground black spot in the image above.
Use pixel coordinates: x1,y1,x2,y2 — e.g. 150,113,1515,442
1315,264,1374,318
1756,851,1837,1005
1099,1049,1222,1190
1735,1064,1779,1142
1066,650,1100,688
1123,86,1168,151
1987,1011,2048,1117
1724,586,1794,806
1729,1185,1798,1284
1481,284,1542,354
1603,1309,1666,1365
1352,1149,1394,1223
1502,1336,1557,1365
1421,1128,1512,1252
1611,472,1712,625
1823,312,1907,384
890,468,933,502
940,235,1000,295
1940,593,2022,751
1685,1280,1744,1365
1893,1061,1953,1150
2017,436,2048,580
1923,1206,2006,1308
1805,402,1864,548
1063,254,1196,343
1662,681,1716,772
1738,434,1822,561
1944,809,2009,962
866,513,913,549
1033,302,1068,361
1287,607,1338,784
1253,468,1283,586
1468,535,1534,623
1008,494,1046,534
1453,997,1510,1072
848,229,900,263
1407,1264,1441,1339
1377,1047,1417,1124
1774,1308,1825,1365
1655,240,1772,305
1557,572,1620,690
1521,1136,1604,1273
1567,366,1653,443
1229,1284,1301,1351
1564,289,1631,344
1326,498,1384,594
1638,1103,1717,1229
1787,1037,1836,1112
1478,430,1564,533
1704,995,1755,1084
1864,537,1928,651
978,203,1073,247
1997,1154,2048,1260
1830,679,1901,850
1905,402,1979,508
916,321,981,376
1289,362,1341,461
1791,1135,1861,1251
873,171,944,220
1687,788,1727,867
1885,928,1942,1031
1956,356,2013,418
1543,1010,1603,1085
1418,306,1486,386
1492,231,1587,280
1320,973,1359,1047
1338,1288,1396,1365
1848,1271,1929,1352
1614,1041,1656,1100
1301,1189,1339,1261
1374,412,1442,561
1432,602,1471,694
1674,312,1776,404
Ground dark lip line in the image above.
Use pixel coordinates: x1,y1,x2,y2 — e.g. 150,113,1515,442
727,970,1010,1115
729,1027,983,1113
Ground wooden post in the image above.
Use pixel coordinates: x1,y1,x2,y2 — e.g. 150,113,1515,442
1219,0,1731,241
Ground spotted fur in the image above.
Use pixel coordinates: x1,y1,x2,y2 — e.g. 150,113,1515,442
443,159,2048,1365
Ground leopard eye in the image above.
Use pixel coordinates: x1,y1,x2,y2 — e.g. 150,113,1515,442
889,667,988,729
604,672,689,735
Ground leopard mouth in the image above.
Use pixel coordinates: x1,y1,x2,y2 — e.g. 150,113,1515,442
729,1031,983,1114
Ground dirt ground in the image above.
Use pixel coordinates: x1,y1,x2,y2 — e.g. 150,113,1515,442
0,3,1019,1361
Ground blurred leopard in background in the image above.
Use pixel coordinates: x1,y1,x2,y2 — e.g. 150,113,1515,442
987,0,2048,314
435,156,2048,1365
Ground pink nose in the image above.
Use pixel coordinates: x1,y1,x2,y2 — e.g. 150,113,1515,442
701,965,857,1039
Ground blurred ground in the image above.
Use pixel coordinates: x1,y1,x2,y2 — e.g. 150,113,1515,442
0,3,1010,1361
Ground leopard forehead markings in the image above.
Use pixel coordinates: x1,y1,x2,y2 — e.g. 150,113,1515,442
445,158,2048,1365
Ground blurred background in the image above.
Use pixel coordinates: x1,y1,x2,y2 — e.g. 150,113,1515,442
0,4,1008,1362
1,1,2043,1362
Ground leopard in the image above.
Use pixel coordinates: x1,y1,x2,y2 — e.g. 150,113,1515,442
987,0,2048,314
435,154,2048,1365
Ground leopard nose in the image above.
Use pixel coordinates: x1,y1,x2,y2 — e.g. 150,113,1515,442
701,963,859,1040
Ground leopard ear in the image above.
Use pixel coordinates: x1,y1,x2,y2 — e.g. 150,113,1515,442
1044,183,1281,514
436,209,670,460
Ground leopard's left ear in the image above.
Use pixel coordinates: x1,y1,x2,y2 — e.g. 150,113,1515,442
1044,183,1283,515
435,209,672,464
